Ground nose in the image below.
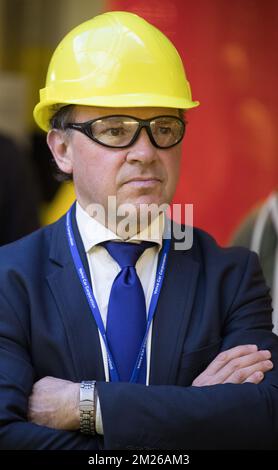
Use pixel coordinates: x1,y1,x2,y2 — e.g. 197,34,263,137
126,127,158,165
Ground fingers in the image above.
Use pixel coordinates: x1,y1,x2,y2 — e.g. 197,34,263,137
192,345,272,387
210,351,272,385
204,345,259,376
244,371,264,384
223,359,273,384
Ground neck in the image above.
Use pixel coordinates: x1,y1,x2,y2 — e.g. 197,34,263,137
77,199,164,241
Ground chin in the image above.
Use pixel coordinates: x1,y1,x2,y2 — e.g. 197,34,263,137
129,195,168,207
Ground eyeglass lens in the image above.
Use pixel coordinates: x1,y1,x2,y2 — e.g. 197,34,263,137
90,116,184,147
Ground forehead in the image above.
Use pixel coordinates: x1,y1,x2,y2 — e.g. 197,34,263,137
73,106,180,121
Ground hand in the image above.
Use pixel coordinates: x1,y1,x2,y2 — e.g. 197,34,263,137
192,344,273,386
28,376,80,430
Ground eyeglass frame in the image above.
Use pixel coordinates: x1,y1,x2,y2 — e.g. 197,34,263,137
62,114,186,149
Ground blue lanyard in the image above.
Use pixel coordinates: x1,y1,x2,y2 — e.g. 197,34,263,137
66,205,171,383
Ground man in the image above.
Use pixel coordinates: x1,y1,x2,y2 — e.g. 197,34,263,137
0,11,277,450
0,133,40,245
231,191,278,334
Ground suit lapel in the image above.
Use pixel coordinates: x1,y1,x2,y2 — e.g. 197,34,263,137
46,210,200,385
46,207,105,382
149,236,200,385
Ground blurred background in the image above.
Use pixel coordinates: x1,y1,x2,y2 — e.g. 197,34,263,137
0,0,277,246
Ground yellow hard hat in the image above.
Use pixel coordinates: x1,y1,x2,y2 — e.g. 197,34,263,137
34,11,199,132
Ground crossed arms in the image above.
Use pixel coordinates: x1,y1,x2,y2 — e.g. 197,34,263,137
28,344,273,432
1,251,278,449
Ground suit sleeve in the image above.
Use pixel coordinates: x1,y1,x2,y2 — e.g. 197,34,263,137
0,289,102,450
97,251,278,450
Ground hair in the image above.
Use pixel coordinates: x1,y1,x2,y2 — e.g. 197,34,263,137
49,104,76,130
49,105,187,181
49,105,75,181
178,109,186,121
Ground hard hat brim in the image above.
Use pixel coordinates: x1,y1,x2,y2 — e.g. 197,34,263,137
34,95,200,132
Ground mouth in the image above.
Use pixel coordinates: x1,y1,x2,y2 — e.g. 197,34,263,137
123,177,162,187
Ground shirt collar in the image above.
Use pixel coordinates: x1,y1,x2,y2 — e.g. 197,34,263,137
76,201,164,253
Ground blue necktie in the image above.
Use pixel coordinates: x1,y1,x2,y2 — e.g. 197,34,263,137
101,241,155,383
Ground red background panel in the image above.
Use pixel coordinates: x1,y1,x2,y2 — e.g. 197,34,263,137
106,0,278,244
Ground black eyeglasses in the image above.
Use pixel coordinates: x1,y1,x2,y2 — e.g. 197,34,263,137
64,115,186,149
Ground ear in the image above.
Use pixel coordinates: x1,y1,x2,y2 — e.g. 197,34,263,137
47,129,73,175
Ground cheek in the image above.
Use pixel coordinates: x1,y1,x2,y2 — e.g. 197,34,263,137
72,145,122,200
164,151,182,186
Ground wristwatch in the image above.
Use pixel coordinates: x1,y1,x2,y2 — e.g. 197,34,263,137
79,380,96,435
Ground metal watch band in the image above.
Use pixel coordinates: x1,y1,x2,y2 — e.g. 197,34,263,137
80,380,96,435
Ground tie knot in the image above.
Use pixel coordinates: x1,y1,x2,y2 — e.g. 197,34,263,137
101,240,156,268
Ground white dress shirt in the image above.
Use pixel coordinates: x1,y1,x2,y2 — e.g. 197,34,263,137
75,202,164,433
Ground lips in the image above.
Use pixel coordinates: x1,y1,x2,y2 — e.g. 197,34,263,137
123,176,162,184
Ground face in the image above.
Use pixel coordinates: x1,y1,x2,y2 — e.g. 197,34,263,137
48,106,183,227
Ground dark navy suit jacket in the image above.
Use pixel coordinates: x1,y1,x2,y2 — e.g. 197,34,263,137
0,209,278,449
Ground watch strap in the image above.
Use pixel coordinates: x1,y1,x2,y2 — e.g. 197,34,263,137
80,380,96,435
